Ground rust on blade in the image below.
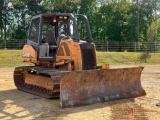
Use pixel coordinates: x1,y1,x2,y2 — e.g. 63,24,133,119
60,67,146,108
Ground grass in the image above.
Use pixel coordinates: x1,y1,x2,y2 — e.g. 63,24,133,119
0,50,33,67
0,50,160,68
97,51,160,66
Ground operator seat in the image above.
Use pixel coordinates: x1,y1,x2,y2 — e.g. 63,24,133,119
45,30,57,50
42,30,57,58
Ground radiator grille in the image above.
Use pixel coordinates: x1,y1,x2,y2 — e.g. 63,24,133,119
81,46,96,70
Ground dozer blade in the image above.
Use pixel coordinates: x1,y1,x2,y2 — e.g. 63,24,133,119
60,67,146,108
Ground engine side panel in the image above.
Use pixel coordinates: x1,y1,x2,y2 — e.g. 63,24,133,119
56,39,83,70
22,45,38,64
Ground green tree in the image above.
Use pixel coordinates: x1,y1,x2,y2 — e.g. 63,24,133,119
47,0,79,13
11,0,45,39
99,1,136,42
1,0,159,44
0,0,5,39
148,17,160,41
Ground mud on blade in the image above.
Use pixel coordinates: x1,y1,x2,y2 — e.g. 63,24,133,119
60,67,146,108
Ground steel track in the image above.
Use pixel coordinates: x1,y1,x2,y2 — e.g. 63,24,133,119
14,66,62,98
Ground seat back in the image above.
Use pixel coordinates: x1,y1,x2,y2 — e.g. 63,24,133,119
46,30,56,45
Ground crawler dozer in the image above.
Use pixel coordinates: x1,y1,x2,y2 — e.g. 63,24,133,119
14,13,146,108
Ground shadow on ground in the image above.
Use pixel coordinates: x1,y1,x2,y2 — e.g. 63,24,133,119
139,52,151,63
0,89,149,120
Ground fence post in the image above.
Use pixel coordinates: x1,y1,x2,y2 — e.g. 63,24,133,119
154,42,156,53
134,42,137,52
18,39,20,49
107,41,108,52
4,39,6,49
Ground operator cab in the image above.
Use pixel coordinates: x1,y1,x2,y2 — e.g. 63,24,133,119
39,15,71,61
27,13,92,62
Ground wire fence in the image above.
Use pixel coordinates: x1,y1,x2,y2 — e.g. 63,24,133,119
0,39,160,52
0,39,26,49
95,41,160,52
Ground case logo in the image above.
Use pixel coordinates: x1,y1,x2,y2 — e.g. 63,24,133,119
22,53,34,58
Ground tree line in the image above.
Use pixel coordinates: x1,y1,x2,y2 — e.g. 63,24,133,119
0,0,160,42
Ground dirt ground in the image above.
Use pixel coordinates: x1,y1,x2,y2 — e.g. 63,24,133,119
0,65,160,120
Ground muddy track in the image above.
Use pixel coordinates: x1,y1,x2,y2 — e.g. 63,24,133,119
0,65,160,120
